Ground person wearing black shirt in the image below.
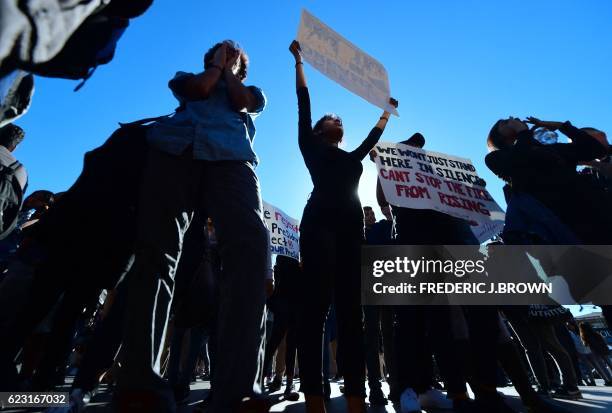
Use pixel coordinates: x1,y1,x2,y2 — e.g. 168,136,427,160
485,117,610,244
289,40,397,413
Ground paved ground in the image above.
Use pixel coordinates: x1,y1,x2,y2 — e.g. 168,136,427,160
5,380,612,412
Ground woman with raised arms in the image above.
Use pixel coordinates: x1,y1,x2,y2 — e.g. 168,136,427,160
289,40,397,413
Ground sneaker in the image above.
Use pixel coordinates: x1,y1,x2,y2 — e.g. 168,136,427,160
399,388,422,413
267,376,282,392
417,388,453,410
552,386,582,400
368,386,387,406
283,384,300,402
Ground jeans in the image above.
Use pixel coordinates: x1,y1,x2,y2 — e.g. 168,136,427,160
118,148,268,413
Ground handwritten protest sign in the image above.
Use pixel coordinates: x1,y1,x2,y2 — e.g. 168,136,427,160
297,9,398,116
373,142,505,242
263,201,300,260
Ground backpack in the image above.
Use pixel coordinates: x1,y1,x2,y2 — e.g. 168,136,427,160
19,0,153,90
0,161,24,240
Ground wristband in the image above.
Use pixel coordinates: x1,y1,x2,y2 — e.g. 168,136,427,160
295,61,304,66
380,116,389,121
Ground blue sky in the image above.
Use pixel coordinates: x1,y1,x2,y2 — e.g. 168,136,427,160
13,0,612,222
10,0,612,316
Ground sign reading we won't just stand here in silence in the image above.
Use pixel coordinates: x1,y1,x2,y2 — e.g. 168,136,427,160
297,9,398,116
374,142,505,243
262,201,300,261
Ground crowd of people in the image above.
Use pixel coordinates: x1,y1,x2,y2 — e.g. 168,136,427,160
0,11,612,413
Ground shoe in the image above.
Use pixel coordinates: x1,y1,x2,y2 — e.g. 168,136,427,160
236,396,272,413
267,376,282,392
283,383,299,401
417,388,453,410
605,380,612,386
323,380,331,401
172,384,190,404
368,386,387,406
399,388,422,413
453,398,478,413
525,395,575,413
552,386,582,400
474,393,518,413
536,388,552,398
113,388,177,413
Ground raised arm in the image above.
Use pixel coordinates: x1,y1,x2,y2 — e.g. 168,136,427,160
290,40,307,90
169,45,226,101
351,98,399,160
224,47,261,113
527,117,607,163
290,40,315,153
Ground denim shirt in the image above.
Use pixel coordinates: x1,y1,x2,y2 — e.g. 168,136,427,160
147,71,266,166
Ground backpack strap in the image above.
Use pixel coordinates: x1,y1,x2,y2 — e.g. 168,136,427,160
7,160,22,172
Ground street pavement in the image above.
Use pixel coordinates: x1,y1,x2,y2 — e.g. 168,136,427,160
5,379,612,412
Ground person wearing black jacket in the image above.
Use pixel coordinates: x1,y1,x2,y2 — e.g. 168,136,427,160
485,117,610,244
289,40,397,413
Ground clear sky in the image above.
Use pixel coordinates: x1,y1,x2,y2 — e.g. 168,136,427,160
10,1,611,214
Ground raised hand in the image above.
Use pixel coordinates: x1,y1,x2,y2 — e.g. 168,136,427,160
389,97,399,108
526,116,563,131
369,149,378,162
211,43,227,69
225,47,241,73
289,40,302,63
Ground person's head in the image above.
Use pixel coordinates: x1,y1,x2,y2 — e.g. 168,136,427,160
313,113,343,145
363,206,376,226
582,127,610,160
23,190,55,211
0,124,25,152
381,205,393,221
400,132,425,149
204,40,249,81
487,117,528,150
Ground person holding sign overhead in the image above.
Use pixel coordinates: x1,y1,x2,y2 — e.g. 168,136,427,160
289,39,397,413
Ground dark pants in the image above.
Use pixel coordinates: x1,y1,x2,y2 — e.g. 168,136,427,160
263,308,298,381
73,287,127,392
507,313,577,391
462,306,500,394
118,148,269,413
395,306,467,395
297,223,365,397
32,285,101,390
363,306,382,391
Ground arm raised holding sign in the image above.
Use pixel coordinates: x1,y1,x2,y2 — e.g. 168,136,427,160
289,40,398,160
288,39,398,412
